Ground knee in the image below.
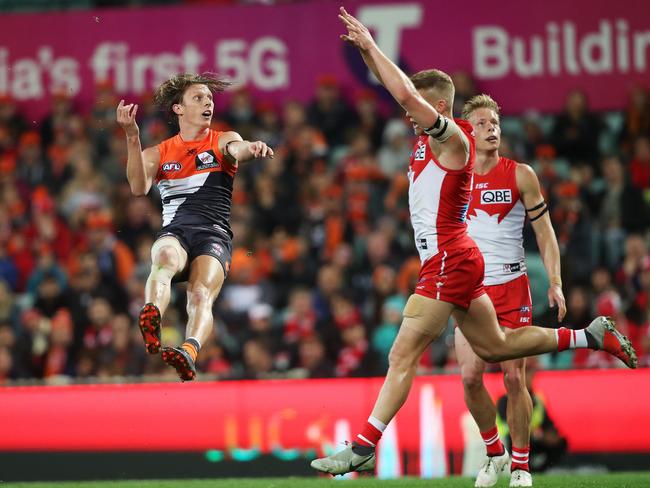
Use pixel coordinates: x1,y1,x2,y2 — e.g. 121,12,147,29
154,246,181,272
503,366,526,393
460,367,484,392
387,343,417,373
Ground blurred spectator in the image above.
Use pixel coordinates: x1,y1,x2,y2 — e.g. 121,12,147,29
0,68,646,384
621,86,650,152
297,333,334,378
595,156,648,270
629,135,650,192
377,117,412,177
307,75,356,147
551,89,602,168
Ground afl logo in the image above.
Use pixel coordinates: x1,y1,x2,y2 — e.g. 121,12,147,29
162,162,182,172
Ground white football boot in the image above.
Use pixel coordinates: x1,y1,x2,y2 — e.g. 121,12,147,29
510,469,533,487
475,450,510,487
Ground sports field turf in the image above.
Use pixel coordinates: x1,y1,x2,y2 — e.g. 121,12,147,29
3,473,650,488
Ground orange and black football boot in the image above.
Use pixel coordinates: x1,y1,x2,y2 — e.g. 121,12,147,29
162,346,196,381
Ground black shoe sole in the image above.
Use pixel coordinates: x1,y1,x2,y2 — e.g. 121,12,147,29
162,347,196,381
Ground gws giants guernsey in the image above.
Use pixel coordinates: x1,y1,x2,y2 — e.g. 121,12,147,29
466,157,526,286
155,129,236,238
408,118,477,264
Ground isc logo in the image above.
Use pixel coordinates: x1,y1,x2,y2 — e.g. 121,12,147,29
480,189,512,204
162,162,182,172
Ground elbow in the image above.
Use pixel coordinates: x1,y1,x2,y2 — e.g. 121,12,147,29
129,183,148,197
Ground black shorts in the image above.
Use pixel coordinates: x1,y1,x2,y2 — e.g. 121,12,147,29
155,224,232,282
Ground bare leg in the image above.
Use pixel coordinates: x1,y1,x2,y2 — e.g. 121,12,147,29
454,294,556,363
370,295,454,424
185,255,225,346
501,330,532,451
145,236,188,316
455,328,496,431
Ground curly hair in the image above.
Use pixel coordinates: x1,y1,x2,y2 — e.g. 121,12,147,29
153,72,231,120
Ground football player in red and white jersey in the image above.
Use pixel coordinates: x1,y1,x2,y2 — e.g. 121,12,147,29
459,94,565,487
311,7,637,476
117,73,273,381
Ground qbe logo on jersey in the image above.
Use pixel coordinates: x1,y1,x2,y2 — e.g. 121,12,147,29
195,150,220,171
480,189,512,204
413,143,426,161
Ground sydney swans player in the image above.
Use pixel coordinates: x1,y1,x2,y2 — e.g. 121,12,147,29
460,94,566,488
116,73,273,381
311,7,637,476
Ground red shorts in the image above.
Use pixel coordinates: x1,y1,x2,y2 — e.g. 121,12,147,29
484,274,533,329
415,247,485,309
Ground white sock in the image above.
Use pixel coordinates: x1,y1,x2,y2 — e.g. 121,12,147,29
368,416,387,432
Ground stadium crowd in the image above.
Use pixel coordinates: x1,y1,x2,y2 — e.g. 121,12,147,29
0,72,649,384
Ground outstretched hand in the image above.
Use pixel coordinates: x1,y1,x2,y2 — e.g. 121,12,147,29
248,140,274,159
116,99,139,137
338,6,376,51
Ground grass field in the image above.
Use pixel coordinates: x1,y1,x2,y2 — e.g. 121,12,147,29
3,474,650,488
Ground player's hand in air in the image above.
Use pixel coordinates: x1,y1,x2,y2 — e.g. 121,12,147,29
338,6,376,51
548,284,566,322
248,140,274,159
116,99,140,137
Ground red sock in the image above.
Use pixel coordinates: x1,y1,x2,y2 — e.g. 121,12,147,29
511,445,530,472
481,426,505,457
355,417,385,447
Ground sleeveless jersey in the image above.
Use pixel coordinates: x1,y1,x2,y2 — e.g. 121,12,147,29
466,156,526,286
407,118,477,264
155,129,236,239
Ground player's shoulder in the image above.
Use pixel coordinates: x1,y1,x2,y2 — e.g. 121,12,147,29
158,133,181,151
454,118,474,135
513,159,540,190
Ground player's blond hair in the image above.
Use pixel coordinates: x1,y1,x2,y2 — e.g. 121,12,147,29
410,69,455,108
462,94,501,120
154,72,231,120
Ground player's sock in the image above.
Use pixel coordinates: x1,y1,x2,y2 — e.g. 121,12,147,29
181,337,201,362
511,445,530,472
554,327,594,351
352,416,386,452
480,426,505,456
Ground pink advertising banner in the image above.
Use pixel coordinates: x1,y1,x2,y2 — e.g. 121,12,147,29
0,0,649,120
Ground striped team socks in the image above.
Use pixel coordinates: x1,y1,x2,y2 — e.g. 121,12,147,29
181,337,201,362
511,445,530,472
480,426,506,456
353,416,386,451
555,328,595,351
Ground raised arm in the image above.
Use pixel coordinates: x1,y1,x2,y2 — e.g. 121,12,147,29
339,7,436,130
218,131,274,164
517,163,566,321
116,100,159,196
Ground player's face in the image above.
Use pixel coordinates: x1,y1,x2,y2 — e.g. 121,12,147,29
469,107,500,152
179,84,214,128
408,89,446,136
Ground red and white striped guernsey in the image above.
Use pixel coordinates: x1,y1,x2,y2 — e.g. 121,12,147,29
407,118,477,264
466,156,526,286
